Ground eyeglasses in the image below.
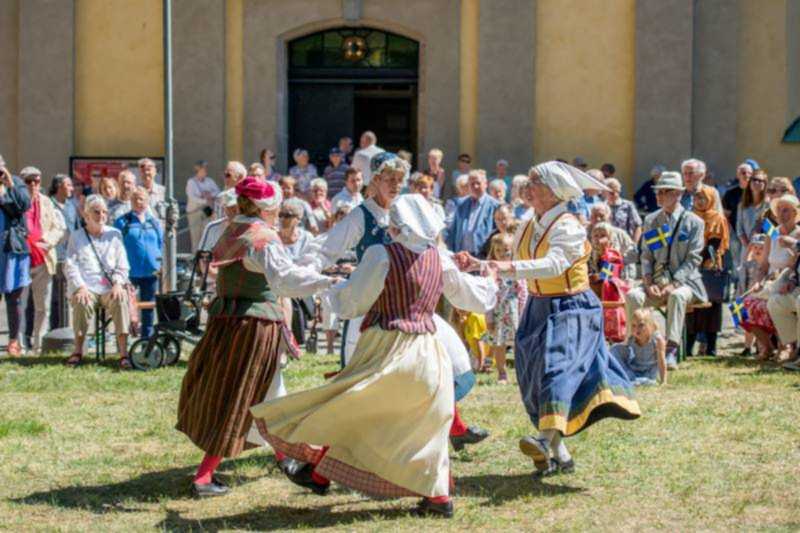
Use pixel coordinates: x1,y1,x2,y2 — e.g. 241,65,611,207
278,212,298,219
24,177,41,184
767,187,788,194
750,178,766,184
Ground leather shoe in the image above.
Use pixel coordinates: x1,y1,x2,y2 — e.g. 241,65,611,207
411,498,454,518
278,457,306,477
450,426,489,451
192,477,230,498
533,457,575,478
284,462,329,495
519,436,551,473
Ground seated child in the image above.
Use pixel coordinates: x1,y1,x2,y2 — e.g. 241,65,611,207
737,234,768,356
481,232,527,384
610,308,667,386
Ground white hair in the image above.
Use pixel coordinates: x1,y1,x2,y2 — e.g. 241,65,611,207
681,158,706,174
19,166,42,180
310,177,327,191
737,163,754,173
84,194,108,213
586,168,605,181
488,179,507,193
605,177,622,192
137,157,155,167
226,161,247,179
293,148,308,159
590,202,611,216
455,173,470,187
468,169,487,182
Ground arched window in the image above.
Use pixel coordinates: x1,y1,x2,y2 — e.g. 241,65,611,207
783,116,800,143
289,28,418,80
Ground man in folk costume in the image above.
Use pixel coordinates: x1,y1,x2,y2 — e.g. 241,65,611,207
458,161,640,477
306,151,489,450
176,177,335,498
250,194,497,518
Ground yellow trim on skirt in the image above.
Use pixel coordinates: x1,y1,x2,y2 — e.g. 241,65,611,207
538,389,642,436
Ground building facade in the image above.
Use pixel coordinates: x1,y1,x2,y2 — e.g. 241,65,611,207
0,0,798,197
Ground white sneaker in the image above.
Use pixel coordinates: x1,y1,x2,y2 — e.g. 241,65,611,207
519,436,551,473
782,359,800,371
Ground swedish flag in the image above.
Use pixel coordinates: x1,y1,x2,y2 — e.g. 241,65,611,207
729,297,749,328
762,219,779,240
644,224,672,251
599,261,615,281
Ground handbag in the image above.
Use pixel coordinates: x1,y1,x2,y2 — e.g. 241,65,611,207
701,268,730,303
84,228,140,333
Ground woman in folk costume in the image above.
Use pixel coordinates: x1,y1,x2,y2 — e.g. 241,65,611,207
250,194,498,518
305,152,489,450
176,177,335,498
458,161,640,477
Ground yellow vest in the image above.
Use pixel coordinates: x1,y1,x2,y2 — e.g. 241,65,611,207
517,212,591,296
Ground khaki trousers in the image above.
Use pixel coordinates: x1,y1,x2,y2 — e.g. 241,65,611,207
72,290,130,338
625,285,695,344
29,264,53,351
187,209,211,252
766,288,800,344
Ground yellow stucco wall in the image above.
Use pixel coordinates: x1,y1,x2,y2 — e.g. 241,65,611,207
459,0,479,158
75,0,164,156
534,0,636,190
225,0,244,163
737,0,798,177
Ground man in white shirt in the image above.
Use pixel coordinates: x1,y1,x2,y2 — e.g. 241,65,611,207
64,195,131,368
331,168,364,212
351,130,384,185
199,189,237,252
186,160,220,251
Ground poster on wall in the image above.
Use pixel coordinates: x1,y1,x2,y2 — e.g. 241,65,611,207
69,156,165,187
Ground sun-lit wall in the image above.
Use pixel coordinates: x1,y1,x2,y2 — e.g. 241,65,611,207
737,0,799,177
75,0,164,156
459,0,479,159
534,0,636,190
225,0,244,163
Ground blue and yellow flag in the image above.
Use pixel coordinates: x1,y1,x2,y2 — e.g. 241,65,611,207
644,224,672,251
762,219,779,240
729,297,749,328
599,261,615,281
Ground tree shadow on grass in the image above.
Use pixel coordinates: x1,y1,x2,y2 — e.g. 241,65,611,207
10,454,279,514
157,505,412,532
455,472,584,505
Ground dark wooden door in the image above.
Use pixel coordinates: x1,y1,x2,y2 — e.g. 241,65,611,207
288,83,355,171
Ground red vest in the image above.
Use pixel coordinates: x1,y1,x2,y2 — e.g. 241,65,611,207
361,243,443,334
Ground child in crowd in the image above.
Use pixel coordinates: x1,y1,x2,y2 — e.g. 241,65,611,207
452,308,488,373
481,233,527,384
737,234,768,356
610,308,667,386
589,222,628,342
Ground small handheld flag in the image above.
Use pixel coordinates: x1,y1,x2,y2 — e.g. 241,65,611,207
599,261,615,281
644,224,673,251
762,219,779,241
729,297,749,328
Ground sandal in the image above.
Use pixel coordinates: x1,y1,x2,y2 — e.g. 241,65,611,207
497,371,509,385
119,357,132,370
65,353,83,367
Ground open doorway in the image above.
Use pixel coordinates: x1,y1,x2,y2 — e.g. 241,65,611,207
287,28,419,170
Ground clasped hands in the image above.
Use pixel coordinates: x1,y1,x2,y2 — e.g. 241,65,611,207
453,252,512,279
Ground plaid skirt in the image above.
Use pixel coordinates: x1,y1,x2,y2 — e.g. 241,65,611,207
176,316,282,457
515,289,641,436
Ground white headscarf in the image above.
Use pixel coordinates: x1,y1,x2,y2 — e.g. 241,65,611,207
530,161,610,201
389,194,445,253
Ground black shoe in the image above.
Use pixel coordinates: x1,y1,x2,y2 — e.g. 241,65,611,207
411,498,454,519
192,477,230,498
278,457,306,477
532,458,575,478
450,426,489,451
284,462,329,495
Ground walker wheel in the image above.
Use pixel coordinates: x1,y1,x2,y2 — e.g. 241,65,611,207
157,335,182,366
129,338,164,371
306,334,318,354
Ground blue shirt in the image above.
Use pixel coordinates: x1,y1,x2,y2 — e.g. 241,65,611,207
446,193,499,257
114,211,163,278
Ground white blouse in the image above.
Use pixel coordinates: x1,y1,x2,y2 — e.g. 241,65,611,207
65,226,130,295
304,198,389,270
327,244,498,320
503,202,587,281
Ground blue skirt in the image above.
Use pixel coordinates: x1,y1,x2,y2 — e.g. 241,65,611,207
0,252,30,294
514,289,640,436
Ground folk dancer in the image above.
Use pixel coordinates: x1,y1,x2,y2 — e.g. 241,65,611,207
250,194,498,518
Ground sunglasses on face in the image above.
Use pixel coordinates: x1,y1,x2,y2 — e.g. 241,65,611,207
767,187,787,194
278,212,298,219
25,178,41,184
750,178,766,184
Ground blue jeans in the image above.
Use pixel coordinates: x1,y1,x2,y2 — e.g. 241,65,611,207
130,276,158,338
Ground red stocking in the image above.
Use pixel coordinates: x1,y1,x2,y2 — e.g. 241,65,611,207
449,404,468,437
194,454,222,485
310,446,331,486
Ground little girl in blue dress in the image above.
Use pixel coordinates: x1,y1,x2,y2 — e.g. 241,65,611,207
610,308,667,386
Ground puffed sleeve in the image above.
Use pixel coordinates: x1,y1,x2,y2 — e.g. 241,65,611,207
504,217,587,280
322,244,389,320
302,206,364,271
440,250,497,313
256,241,334,298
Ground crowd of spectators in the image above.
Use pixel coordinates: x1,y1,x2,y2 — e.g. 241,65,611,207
2,131,800,376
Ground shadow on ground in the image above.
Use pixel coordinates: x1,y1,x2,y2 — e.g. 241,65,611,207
0,355,188,370
10,454,278,514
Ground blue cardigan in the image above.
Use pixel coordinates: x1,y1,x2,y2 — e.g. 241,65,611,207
114,211,163,278
445,194,499,257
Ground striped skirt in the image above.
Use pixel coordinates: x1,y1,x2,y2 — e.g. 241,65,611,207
176,316,282,457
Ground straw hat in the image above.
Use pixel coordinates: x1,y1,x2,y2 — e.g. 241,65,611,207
652,171,684,190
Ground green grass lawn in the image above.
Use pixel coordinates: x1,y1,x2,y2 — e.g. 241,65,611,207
1,332,799,531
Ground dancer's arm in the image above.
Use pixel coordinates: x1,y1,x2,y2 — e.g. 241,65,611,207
300,206,364,271
323,244,389,319
440,251,498,313
254,242,335,298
